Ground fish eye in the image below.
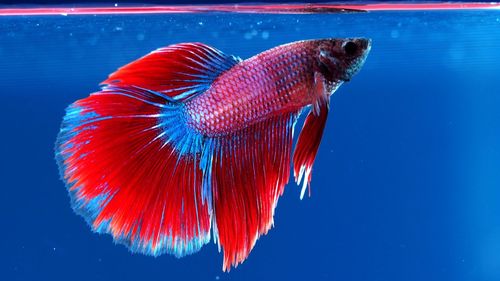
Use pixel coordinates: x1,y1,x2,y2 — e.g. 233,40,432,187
343,41,358,56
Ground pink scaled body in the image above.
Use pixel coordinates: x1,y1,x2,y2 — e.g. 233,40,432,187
186,42,317,136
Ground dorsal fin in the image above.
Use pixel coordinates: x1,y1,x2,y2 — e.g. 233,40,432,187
101,43,242,102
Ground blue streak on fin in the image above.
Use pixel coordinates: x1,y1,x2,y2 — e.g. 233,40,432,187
55,87,213,259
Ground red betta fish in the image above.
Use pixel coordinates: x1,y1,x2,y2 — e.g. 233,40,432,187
55,38,371,271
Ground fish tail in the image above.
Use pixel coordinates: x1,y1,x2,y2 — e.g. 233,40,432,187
56,42,242,258
55,85,211,256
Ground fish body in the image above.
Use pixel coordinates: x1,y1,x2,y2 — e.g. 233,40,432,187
186,39,369,135
55,38,371,270
186,41,316,135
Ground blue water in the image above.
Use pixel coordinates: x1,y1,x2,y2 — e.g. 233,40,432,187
2,9,500,281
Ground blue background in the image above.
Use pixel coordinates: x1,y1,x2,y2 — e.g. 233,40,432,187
1,9,500,281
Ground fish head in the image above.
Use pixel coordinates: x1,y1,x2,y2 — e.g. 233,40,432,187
314,38,371,83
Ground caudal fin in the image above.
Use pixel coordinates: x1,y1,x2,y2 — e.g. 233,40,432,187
55,43,241,257
56,86,212,256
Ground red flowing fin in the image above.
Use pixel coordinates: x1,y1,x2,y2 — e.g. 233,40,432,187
56,43,243,257
293,74,330,199
203,113,299,271
55,85,211,257
101,43,241,101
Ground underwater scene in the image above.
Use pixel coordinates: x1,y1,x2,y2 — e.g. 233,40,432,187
1,2,500,281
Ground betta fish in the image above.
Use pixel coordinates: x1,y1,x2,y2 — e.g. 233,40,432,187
55,38,371,271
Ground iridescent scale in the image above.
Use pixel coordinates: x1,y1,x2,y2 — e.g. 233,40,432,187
186,42,316,136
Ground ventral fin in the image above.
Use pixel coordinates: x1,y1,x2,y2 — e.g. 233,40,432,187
293,73,330,199
101,43,242,102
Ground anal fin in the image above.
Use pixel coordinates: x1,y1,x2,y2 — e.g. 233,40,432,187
202,113,299,270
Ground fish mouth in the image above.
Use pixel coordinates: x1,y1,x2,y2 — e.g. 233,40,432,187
360,38,372,61
360,38,372,52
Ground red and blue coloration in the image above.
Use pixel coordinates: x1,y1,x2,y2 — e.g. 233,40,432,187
55,38,371,270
